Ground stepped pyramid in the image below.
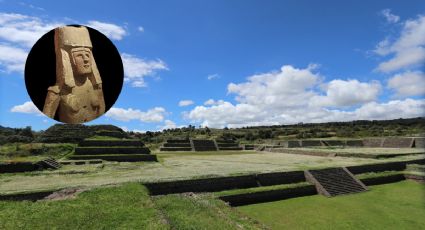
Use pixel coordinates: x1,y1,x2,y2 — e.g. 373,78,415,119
69,139,157,162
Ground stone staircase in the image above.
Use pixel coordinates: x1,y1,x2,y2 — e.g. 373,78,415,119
36,157,61,170
192,139,218,151
216,139,243,151
70,140,157,162
160,139,193,151
305,167,367,197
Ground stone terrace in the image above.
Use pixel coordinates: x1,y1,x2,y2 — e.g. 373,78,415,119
70,139,157,162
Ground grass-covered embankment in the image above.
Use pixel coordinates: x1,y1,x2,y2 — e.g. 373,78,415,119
0,143,75,162
0,183,264,230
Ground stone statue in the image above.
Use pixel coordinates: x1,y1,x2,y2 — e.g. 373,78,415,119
43,26,105,123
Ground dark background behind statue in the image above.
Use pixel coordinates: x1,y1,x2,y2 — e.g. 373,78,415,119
25,25,124,122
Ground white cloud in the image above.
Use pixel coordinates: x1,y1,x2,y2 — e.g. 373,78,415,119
120,126,146,133
159,120,177,130
87,20,127,40
354,99,425,120
0,44,28,73
0,13,63,48
388,71,425,97
138,26,144,32
380,9,400,23
187,64,424,128
0,13,63,73
178,100,194,107
105,107,166,123
310,79,381,107
0,13,130,73
227,65,319,108
374,15,425,72
204,99,226,105
121,53,168,87
207,73,220,80
10,101,42,115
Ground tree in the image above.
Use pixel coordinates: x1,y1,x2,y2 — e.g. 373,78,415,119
19,126,33,138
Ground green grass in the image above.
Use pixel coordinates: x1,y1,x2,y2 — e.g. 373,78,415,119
1,150,423,195
85,136,122,140
0,143,75,162
0,183,167,230
355,170,403,179
238,181,425,229
298,147,425,155
0,183,264,230
405,164,425,176
153,193,265,229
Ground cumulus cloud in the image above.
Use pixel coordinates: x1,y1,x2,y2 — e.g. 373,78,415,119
138,26,144,32
380,9,400,23
311,79,381,107
227,65,319,108
354,99,425,120
159,120,177,130
178,100,194,107
10,101,42,115
121,53,168,87
374,15,425,72
105,107,166,122
187,64,424,128
388,71,425,97
204,99,226,106
87,20,127,40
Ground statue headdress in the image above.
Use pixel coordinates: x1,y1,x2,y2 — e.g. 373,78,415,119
54,26,102,88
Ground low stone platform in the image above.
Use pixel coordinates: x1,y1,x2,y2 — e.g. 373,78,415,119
192,139,218,151
79,140,144,147
70,139,156,162
216,139,243,151
74,147,151,155
69,154,157,162
382,137,414,148
160,139,192,151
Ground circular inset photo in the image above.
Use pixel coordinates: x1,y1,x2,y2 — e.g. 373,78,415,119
25,25,123,124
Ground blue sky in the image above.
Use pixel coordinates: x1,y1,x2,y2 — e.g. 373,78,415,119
0,0,424,131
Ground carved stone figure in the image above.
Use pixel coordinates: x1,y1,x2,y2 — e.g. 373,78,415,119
43,26,105,123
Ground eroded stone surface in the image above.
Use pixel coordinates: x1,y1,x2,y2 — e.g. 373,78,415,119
43,26,105,124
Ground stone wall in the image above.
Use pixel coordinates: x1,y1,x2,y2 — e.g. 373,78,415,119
79,140,144,147
144,175,258,195
360,174,405,186
300,140,323,147
382,137,414,148
219,185,317,206
74,147,151,155
414,137,425,148
192,139,218,151
0,162,39,173
362,138,384,147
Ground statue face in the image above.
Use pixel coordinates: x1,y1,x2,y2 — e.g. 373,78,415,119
72,49,92,75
